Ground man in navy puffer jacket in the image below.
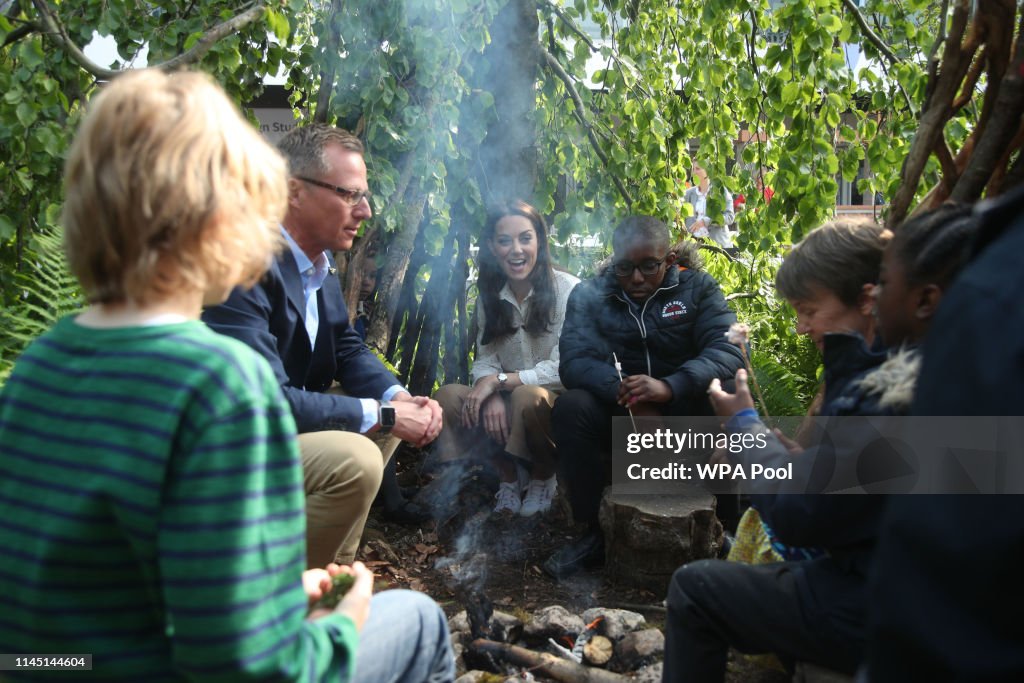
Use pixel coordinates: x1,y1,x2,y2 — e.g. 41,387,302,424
544,215,744,579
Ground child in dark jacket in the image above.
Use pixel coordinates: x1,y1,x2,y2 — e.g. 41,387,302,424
868,195,1023,682
544,215,744,579
662,208,977,682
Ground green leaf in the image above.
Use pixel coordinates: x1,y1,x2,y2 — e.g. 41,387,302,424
841,150,861,181
0,215,14,241
17,40,44,69
15,102,36,128
859,118,879,140
43,203,62,227
781,82,800,105
820,14,842,33
183,32,203,51
265,9,291,42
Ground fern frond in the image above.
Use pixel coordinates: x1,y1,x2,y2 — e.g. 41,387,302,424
0,228,83,384
749,348,818,417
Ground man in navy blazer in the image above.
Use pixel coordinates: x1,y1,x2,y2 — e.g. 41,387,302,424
203,124,442,568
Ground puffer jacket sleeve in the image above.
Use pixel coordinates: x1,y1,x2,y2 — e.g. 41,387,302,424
661,271,744,403
558,279,621,404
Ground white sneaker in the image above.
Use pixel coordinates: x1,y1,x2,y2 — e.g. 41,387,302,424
493,482,522,515
519,476,557,517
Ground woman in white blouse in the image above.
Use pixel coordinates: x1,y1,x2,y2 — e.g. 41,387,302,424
434,200,579,517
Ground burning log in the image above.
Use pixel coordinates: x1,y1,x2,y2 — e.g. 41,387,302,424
468,639,627,683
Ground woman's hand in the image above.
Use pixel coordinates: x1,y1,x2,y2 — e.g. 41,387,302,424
480,393,510,444
462,376,498,428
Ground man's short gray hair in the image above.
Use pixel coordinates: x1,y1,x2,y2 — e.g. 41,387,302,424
276,123,364,178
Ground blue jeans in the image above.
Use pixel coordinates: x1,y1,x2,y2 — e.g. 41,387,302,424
353,589,455,683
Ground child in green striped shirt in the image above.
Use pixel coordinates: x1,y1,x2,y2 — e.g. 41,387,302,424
0,69,452,682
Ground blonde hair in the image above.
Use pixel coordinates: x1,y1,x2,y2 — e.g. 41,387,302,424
62,69,288,305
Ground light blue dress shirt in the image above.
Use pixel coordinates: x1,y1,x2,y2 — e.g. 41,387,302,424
281,228,404,433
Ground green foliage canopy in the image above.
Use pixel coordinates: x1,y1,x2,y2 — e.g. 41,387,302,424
0,0,994,408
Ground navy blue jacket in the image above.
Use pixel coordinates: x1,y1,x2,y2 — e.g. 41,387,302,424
559,263,744,412
867,187,1024,682
729,333,895,639
739,334,891,564
202,250,398,433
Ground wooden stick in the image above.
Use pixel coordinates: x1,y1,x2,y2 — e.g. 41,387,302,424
468,639,628,683
612,353,638,432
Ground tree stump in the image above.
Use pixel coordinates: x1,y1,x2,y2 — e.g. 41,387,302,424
598,488,723,594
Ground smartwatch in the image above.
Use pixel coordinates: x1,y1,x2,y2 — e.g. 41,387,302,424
497,372,508,389
377,400,396,433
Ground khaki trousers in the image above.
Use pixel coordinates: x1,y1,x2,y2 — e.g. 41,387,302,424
299,431,390,568
433,383,557,463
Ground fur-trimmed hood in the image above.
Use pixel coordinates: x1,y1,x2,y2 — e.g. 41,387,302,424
670,239,703,271
855,347,921,413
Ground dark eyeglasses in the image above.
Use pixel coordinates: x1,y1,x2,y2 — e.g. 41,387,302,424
612,258,665,277
296,176,372,206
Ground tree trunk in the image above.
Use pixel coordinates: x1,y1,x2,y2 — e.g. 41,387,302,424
442,211,473,386
313,0,346,123
365,92,436,354
393,225,430,380
599,489,724,594
365,190,427,354
407,226,459,395
950,8,1024,203
888,1,1024,225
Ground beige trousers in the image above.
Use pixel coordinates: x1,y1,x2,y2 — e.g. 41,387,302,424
299,430,390,568
433,383,557,463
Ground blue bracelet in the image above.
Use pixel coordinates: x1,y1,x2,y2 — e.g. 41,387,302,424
727,407,761,431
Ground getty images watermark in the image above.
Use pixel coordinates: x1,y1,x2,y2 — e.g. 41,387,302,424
611,416,1024,495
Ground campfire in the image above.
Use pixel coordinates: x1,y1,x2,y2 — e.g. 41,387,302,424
449,603,664,682
547,617,609,666
415,452,668,681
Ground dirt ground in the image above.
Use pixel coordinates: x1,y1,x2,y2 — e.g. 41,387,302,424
355,449,790,682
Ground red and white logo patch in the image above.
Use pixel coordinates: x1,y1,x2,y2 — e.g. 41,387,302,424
661,301,688,319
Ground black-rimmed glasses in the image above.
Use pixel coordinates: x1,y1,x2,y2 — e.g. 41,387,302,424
296,176,372,206
612,258,666,277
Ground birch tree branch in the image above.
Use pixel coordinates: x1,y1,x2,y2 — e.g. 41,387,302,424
542,48,633,209
30,0,266,80
841,0,899,65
